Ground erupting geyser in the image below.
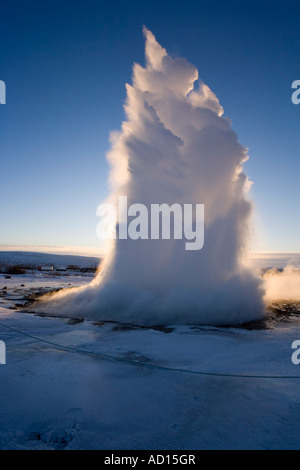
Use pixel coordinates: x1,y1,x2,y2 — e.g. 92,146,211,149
38,28,265,325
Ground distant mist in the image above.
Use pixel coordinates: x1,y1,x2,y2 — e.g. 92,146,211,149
263,266,300,302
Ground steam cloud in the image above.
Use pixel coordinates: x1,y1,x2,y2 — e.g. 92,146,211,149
263,266,300,302
37,28,265,325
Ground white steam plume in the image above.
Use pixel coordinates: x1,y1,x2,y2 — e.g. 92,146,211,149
36,28,265,325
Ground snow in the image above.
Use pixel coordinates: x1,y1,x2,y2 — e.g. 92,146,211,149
0,272,300,449
0,272,93,289
0,251,99,269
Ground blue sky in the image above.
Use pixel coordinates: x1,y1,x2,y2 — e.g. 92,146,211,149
0,0,299,255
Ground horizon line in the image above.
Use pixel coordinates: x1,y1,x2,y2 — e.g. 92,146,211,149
0,245,104,258
0,245,300,258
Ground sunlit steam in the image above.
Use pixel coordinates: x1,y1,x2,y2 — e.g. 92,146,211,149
36,28,265,325
263,266,300,302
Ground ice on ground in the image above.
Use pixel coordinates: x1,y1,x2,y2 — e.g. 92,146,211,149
0,272,93,310
0,273,300,450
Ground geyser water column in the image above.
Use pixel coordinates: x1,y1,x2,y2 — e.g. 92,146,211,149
39,28,265,325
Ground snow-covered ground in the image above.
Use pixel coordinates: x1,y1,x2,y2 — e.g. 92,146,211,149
0,272,300,450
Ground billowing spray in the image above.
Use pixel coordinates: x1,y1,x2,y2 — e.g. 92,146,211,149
37,29,264,325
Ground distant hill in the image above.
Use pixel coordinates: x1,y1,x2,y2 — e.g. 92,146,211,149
0,251,100,269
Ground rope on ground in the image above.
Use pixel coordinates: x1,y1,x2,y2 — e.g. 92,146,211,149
0,320,299,380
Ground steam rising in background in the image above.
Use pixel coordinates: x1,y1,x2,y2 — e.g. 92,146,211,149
263,266,300,302
248,254,300,303
36,29,265,325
